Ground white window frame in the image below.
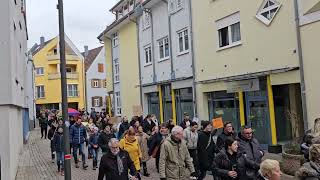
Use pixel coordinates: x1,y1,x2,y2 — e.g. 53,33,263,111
129,0,135,12
256,0,281,26
144,45,152,66
158,37,170,62
67,84,78,97
177,28,189,55
36,85,45,99
123,3,129,16
114,59,120,83
169,0,184,14
112,32,119,47
94,98,100,107
115,92,122,115
93,80,99,88
143,11,151,29
216,12,242,51
35,67,44,76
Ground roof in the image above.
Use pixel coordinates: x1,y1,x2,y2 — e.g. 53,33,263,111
31,38,54,56
84,46,104,72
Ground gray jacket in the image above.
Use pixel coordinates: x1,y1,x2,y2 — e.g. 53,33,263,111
183,127,198,150
296,162,320,180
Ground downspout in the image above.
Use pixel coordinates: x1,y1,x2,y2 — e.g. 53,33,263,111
294,0,309,131
82,57,86,110
110,38,115,116
27,54,36,128
150,11,157,83
187,0,198,117
84,71,88,111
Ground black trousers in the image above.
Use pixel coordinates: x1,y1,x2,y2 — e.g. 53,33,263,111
156,156,160,173
188,149,200,176
41,127,47,139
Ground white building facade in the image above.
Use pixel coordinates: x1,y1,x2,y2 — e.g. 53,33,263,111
0,0,31,180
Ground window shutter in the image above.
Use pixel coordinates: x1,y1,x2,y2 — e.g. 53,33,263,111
91,80,94,88
92,97,95,107
99,97,103,107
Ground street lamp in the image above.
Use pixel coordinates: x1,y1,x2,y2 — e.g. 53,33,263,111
57,0,71,179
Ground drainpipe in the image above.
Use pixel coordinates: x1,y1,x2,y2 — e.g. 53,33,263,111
294,0,309,131
150,11,157,83
187,0,198,117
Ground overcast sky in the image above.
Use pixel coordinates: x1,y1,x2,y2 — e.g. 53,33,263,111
27,0,118,51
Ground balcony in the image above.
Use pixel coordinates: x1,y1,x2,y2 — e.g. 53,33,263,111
48,72,79,80
47,54,80,64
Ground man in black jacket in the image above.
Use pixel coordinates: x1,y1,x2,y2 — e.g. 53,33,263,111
98,138,138,180
98,126,116,153
237,126,264,180
118,116,130,139
216,122,237,150
142,114,156,136
197,121,218,180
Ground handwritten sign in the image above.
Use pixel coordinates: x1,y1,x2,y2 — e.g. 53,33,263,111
133,105,143,116
212,117,224,129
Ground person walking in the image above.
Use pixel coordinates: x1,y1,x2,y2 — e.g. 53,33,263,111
142,114,156,136
48,124,58,163
297,144,320,180
197,120,218,180
98,138,138,180
151,114,159,126
159,126,196,180
258,159,282,180
118,116,130,139
98,125,116,154
212,137,240,180
39,113,49,139
183,121,200,177
53,127,65,176
119,127,142,179
136,125,151,177
237,126,264,180
179,112,191,129
70,118,88,169
216,122,237,150
148,123,169,172
89,127,100,170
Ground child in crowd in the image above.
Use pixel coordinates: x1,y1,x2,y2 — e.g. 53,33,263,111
53,127,65,176
48,124,58,163
89,127,100,170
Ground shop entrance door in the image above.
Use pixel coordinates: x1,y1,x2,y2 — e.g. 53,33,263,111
245,95,271,149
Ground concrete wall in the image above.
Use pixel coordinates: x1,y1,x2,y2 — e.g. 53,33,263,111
86,48,107,112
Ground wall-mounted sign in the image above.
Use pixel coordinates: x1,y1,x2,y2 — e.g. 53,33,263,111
226,79,260,93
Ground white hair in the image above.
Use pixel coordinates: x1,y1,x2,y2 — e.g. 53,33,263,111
171,126,183,136
108,138,119,147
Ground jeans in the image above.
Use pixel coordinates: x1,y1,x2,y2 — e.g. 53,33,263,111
73,143,85,164
91,148,99,166
56,151,64,171
188,149,200,176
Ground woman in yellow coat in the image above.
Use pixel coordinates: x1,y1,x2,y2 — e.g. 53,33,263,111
120,126,142,178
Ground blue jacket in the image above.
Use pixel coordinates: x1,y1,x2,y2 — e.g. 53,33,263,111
70,123,87,145
89,133,99,149
53,132,64,152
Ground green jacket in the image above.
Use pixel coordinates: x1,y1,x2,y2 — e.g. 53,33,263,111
159,135,195,180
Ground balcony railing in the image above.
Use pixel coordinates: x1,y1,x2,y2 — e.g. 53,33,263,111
48,72,79,80
47,54,80,61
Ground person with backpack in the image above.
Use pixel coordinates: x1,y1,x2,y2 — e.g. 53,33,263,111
70,118,88,169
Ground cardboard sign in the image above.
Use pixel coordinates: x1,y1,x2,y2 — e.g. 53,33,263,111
109,117,117,125
212,117,224,129
133,105,143,116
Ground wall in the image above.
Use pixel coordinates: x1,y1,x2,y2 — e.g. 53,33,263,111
104,39,113,92
86,48,107,112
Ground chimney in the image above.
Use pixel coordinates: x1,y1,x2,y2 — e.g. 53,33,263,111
40,36,45,46
84,45,89,57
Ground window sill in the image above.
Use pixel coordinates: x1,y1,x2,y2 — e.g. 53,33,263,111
36,97,45,99
35,74,44,76
144,63,152,67
217,41,242,52
158,57,170,63
68,96,79,98
112,45,119,48
177,50,189,57
114,81,120,84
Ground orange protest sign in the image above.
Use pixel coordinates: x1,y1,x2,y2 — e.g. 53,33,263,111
212,117,224,129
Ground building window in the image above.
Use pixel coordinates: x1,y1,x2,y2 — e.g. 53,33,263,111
67,84,78,97
177,28,189,54
53,48,58,55
158,37,170,61
104,79,107,88
35,67,44,76
129,0,135,11
216,12,241,49
123,3,128,16
94,98,100,107
144,46,152,65
92,79,100,88
112,33,119,47
256,0,281,26
143,12,151,29
115,92,122,115
114,59,120,83
98,63,104,73
14,0,17,5
36,85,45,99
118,9,123,19
169,0,184,13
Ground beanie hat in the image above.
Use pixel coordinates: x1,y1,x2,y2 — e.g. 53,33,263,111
201,121,211,130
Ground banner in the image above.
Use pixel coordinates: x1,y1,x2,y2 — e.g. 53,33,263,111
212,117,224,129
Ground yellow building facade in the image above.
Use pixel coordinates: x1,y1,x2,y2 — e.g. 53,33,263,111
99,1,141,118
33,36,86,111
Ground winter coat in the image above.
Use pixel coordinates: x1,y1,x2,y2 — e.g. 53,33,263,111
237,134,264,180
197,130,218,170
136,132,150,162
69,123,87,145
216,131,237,150
159,135,195,180
119,136,142,171
183,127,198,150
296,161,320,180
142,119,156,135
148,132,166,158
98,149,137,180
89,133,99,149
39,117,48,128
180,119,191,129
53,132,64,152
118,122,130,139
212,149,240,180
98,132,116,153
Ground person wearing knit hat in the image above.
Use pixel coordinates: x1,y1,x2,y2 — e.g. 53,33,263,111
197,120,218,180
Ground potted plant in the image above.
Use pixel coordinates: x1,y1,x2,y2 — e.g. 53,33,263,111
282,110,305,176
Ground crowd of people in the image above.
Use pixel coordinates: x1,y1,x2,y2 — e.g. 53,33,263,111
37,109,320,180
